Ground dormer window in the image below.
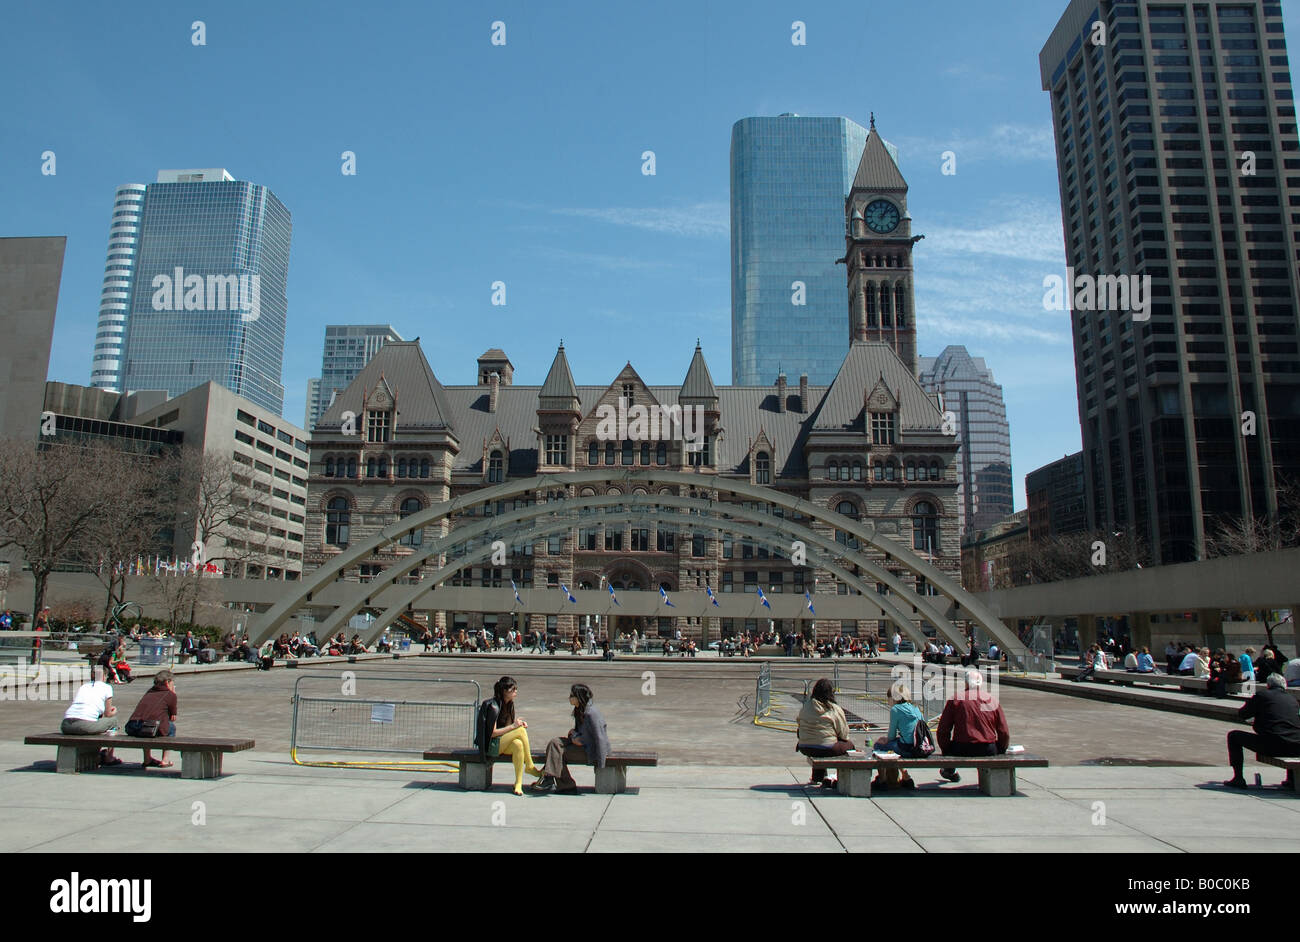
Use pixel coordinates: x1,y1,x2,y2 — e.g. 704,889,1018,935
488,451,504,483
622,383,634,406
870,411,896,445
755,452,770,485
366,409,390,443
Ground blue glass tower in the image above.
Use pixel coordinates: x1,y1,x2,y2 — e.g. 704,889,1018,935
119,169,291,414
730,115,872,386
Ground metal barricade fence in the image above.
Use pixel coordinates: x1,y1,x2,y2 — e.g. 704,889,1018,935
755,662,771,717
291,673,481,762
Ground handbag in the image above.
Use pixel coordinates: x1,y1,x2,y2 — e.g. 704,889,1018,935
127,719,163,737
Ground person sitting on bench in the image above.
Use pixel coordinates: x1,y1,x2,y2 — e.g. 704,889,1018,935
62,666,121,766
794,678,856,789
126,669,178,769
936,670,1009,783
476,676,543,796
533,683,609,794
1224,674,1300,790
871,681,925,789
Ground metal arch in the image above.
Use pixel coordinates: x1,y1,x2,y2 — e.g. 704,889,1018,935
270,493,962,648
350,508,944,650
269,491,1001,652
254,470,1017,651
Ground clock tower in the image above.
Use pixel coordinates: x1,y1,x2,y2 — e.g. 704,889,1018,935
843,117,920,373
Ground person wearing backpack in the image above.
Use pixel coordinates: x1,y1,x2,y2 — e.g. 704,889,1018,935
475,676,543,795
871,681,930,789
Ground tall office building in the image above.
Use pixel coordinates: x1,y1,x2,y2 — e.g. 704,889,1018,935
918,346,1013,536
1041,1,1300,564
731,115,877,385
117,169,292,415
1026,452,1088,542
305,324,404,430
89,184,146,392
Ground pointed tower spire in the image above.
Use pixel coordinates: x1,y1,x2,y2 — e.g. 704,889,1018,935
680,342,719,407
540,343,579,403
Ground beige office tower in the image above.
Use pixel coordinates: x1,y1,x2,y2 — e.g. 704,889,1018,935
1040,0,1300,563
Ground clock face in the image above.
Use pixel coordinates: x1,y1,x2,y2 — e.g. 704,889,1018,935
864,199,900,234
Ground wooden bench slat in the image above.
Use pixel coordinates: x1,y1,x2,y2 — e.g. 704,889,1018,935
25,734,254,752
423,747,658,766
808,754,1048,769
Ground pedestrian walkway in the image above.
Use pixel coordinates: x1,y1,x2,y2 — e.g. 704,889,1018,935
1,744,1295,852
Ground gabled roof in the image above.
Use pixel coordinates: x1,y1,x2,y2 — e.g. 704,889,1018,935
813,342,943,432
317,341,454,431
851,129,906,192
539,344,579,401
680,343,718,401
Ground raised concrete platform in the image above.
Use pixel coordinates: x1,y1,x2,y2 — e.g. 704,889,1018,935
0,744,1295,853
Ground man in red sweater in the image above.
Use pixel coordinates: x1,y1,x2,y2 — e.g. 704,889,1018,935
936,669,1010,783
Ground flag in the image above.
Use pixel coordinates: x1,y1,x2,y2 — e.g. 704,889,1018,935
607,583,620,607
804,591,815,616
560,583,577,604
511,579,522,605
706,585,719,608
757,587,771,610
659,586,675,608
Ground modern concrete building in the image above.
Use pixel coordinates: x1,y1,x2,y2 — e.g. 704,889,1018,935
730,115,873,385
917,346,1013,536
305,338,959,642
305,324,404,431
0,237,65,442
116,169,292,415
132,383,310,580
1026,451,1088,542
1040,0,1300,563
89,185,146,392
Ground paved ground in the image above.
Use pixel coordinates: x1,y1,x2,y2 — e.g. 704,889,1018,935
1,745,1296,853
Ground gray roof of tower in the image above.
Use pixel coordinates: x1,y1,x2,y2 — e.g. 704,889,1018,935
539,346,579,400
813,342,943,432
680,344,719,400
851,129,907,191
316,341,455,431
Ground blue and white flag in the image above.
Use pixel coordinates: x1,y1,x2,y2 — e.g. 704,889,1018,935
659,586,676,608
560,583,577,604
804,591,815,616
757,586,771,610
706,585,719,608
607,583,621,607
511,579,521,605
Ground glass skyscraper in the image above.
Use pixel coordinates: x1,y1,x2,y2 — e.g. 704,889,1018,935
305,324,404,430
90,184,146,392
1041,0,1300,563
918,346,1014,537
118,169,291,415
730,115,876,385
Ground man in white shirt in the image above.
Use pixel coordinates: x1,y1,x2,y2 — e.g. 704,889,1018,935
1178,647,1202,675
62,667,120,764
893,632,902,654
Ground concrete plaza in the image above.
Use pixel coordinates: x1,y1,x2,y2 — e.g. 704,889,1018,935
2,655,1298,852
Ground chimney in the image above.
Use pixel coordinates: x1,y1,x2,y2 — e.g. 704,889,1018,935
799,374,809,413
488,371,500,413
776,373,787,413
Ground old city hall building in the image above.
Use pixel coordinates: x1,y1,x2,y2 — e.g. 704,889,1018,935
304,126,959,640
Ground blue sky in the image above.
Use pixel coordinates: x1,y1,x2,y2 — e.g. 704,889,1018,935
6,0,1299,510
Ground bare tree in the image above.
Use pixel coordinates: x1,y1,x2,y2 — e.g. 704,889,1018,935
143,567,223,633
176,449,279,579
0,438,124,621
1206,476,1300,559
1018,528,1151,584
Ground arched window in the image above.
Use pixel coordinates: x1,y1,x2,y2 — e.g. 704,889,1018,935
641,442,651,465
622,439,634,466
397,458,407,478
377,457,388,477
906,461,916,481
880,283,892,325
755,452,770,485
913,501,938,554
326,497,350,547
346,457,357,478
605,442,616,465
873,461,883,481
852,461,863,481
419,459,430,478
929,461,941,481
836,500,858,519
895,285,906,327
488,451,503,483
865,284,877,328
835,501,859,549
399,497,423,546
656,442,667,466
366,458,376,478
827,461,839,480
885,461,897,482
325,457,335,477
589,441,599,465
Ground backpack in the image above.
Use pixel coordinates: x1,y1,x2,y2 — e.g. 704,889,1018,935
911,711,936,757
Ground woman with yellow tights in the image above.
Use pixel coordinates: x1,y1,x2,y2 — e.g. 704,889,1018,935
482,676,543,795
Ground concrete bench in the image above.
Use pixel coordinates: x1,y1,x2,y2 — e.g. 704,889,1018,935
1253,754,1300,795
424,747,658,794
25,733,254,780
808,753,1049,798
1057,665,1214,692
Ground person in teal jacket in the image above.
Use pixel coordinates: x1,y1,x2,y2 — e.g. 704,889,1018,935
872,682,928,789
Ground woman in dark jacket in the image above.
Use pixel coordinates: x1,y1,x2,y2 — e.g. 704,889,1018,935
531,683,609,794
476,676,543,795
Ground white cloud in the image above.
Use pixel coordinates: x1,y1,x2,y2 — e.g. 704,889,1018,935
896,123,1057,164
550,202,728,238
922,197,1066,265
